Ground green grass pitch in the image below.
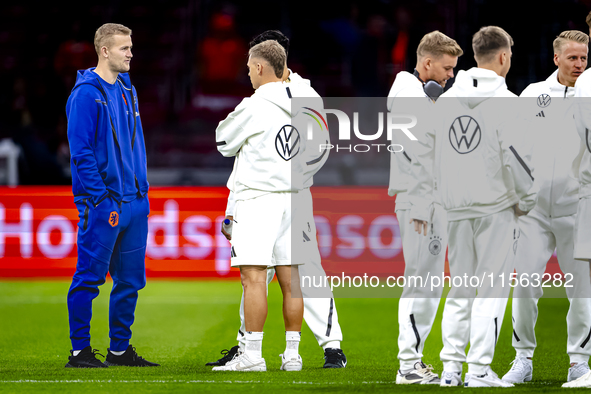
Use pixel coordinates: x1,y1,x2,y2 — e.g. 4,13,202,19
0,279,576,393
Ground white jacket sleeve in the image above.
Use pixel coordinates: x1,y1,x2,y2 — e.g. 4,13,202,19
407,112,436,222
225,190,236,216
216,98,258,157
499,116,538,212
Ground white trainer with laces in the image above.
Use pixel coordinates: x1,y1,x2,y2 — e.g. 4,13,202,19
563,370,591,388
212,352,266,372
465,367,514,388
280,353,303,371
396,361,441,384
440,371,462,387
501,356,533,383
568,362,590,382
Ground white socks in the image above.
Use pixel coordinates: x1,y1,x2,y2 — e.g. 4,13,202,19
245,331,264,360
284,331,301,359
244,331,301,360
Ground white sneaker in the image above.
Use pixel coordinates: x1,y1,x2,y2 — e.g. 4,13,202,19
501,357,532,383
568,362,591,382
465,367,514,388
563,370,591,388
440,371,462,387
280,353,302,371
212,352,266,371
396,361,441,384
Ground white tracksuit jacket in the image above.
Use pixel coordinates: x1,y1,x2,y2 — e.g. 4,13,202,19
434,67,537,221
574,68,591,198
387,71,432,210
520,69,579,218
216,80,314,200
224,71,329,215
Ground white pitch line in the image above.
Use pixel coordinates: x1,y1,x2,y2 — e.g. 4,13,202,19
0,380,397,385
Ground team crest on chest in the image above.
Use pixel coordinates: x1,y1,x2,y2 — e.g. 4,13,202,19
275,125,300,161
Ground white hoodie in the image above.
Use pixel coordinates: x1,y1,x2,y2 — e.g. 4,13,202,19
223,71,328,213
386,71,433,210
573,68,591,198
217,80,313,200
520,69,579,217
431,67,537,221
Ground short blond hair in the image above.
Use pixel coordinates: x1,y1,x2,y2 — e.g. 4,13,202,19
94,23,132,55
416,31,464,59
248,40,286,78
553,30,590,53
472,26,513,63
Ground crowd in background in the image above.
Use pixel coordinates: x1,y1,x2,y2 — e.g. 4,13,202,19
0,0,590,185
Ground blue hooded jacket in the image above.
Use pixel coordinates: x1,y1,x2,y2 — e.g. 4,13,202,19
66,68,149,206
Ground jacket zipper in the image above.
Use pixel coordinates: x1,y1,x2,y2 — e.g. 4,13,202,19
120,79,141,195
129,86,141,196
130,89,137,151
95,79,125,204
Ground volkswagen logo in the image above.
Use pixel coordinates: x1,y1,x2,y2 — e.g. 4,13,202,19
537,93,551,108
275,125,301,161
449,115,481,154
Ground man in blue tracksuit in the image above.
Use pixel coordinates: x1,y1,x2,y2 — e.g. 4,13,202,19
65,23,158,368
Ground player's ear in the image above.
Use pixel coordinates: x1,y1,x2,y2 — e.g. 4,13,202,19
499,51,506,66
553,53,559,67
423,57,431,70
100,46,109,59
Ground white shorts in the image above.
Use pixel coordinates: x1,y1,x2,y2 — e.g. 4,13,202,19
574,196,591,260
231,192,302,267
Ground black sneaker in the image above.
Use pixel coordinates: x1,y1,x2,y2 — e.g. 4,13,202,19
205,345,240,366
323,348,347,368
65,346,108,368
104,345,160,367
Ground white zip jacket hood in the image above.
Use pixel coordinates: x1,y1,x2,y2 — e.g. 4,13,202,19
432,67,537,221
520,69,579,217
217,80,307,201
387,71,432,210
574,68,591,197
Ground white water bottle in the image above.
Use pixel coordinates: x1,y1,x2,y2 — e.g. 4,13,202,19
222,218,233,238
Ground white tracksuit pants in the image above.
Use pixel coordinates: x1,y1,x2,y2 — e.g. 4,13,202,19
236,188,343,349
441,208,517,375
512,209,591,364
575,196,591,261
396,204,447,371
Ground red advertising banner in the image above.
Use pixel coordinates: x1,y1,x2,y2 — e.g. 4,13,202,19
0,186,559,278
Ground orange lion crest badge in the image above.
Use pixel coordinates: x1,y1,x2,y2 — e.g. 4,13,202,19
109,211,119,227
